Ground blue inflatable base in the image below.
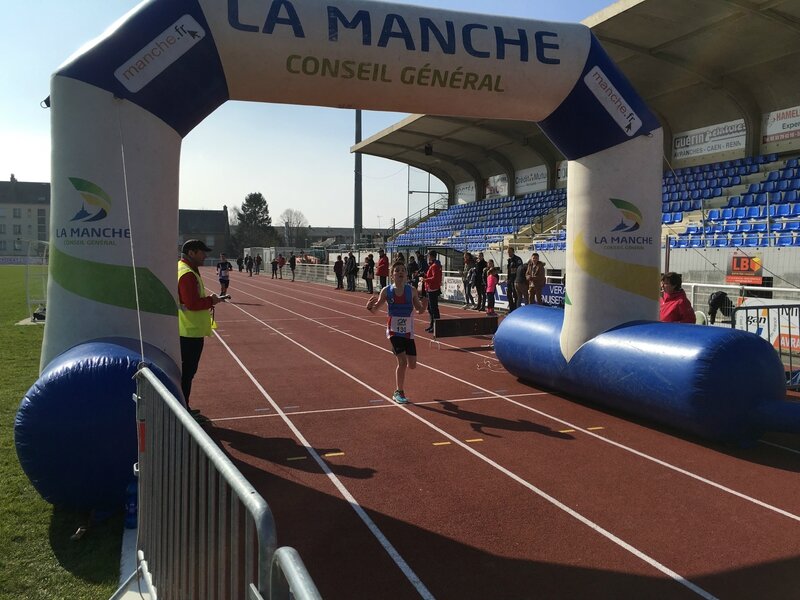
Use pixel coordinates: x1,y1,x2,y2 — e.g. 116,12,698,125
15,338,181,511
495,305,798,444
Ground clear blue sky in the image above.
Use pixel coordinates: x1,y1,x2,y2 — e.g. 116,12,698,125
1,0,611,229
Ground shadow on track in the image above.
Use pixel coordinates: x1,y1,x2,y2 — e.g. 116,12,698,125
415,400,575,440
210,425,377,479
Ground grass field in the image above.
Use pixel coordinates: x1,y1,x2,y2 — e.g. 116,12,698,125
0,266,121,600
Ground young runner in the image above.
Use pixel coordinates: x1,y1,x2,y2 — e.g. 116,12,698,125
216,252,233,296
366,262,428,404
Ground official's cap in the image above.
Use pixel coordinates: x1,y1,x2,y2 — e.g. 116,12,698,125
181,239,212,254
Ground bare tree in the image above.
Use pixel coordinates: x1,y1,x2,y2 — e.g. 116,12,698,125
279,208,309,247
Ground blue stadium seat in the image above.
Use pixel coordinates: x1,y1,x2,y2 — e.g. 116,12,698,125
770,221,784,232
744,234,760,247
791,179,800,191
689,237,704,248
730,234,744,247
769,192,784,205
723,223,737,234
713,236,729,247
677,237,689,248
737,222,752,233
727,196,740,208
708,208,720,221
793,204,800,217
777,233,794,247
680,200,692,212
732,207,746,220
785,221,800,232
672,212,683,223
755,193,768,206
763,181,777,192
785,190,798,203
746,206,761,219
777,204,791,217
786,158,798,168
777,180,790,192
662,213,673,225
766,171,780,181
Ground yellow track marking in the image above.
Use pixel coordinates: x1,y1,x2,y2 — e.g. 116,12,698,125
465,438,483,443
587,427,605,431
433,441,452,446
323,451,345,458
559,429,575,433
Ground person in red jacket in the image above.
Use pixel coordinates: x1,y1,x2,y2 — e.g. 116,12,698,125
422,249,442,333
659,272,695,323
376,249,390,290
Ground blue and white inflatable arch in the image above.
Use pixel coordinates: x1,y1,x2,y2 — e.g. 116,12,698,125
15,0,792,510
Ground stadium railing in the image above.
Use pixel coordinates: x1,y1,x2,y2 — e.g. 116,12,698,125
125,367,321,600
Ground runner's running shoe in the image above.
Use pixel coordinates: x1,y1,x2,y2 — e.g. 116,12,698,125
392,390,409,404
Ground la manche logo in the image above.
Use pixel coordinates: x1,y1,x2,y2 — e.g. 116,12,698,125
55,177,131,244
594,198,653,246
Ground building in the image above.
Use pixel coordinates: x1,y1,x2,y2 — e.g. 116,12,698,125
0,175,49,257
178,206,232,256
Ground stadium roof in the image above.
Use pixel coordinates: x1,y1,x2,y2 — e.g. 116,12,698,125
352,0,800,198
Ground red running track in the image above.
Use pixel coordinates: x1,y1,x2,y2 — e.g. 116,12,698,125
188,268,800,600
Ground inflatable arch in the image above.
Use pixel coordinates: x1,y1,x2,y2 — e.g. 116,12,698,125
15,0,793,511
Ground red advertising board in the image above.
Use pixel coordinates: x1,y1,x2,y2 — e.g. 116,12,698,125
726,252,763,284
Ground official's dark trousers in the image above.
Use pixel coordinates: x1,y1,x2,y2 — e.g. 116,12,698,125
180,336,205,407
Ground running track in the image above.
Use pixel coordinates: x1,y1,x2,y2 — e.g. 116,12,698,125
189,268,800,599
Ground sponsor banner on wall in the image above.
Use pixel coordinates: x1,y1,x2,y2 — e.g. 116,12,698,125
762,105,800,144
672,119,746,160
515,165,548,194
541,283,566,307
455,181,476,203
726,251,763,285
556,160,568,183
735,299,800,356
486,173,508,197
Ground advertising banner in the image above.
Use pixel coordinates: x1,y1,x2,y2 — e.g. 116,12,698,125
762,105,800,144
515,165,548,194
455,181,476,204
541,282,566,307
726,252,763,285
486,174,508,197
672,119,746,160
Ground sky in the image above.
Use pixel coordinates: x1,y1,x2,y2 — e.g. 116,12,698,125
1,0,612,230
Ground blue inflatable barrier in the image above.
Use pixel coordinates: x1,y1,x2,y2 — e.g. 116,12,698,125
495,305,797,443
15,338,181,510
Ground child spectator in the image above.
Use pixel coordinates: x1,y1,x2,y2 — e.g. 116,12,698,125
485,260,498,316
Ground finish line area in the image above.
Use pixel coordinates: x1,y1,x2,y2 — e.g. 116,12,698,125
189,268,800,600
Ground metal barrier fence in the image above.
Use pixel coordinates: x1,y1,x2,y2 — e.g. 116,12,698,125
730,304,800,390
131,367,321,600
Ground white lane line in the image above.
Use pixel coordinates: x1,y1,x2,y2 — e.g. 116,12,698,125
225,302,717,599
233,285,800,525
213,329,435,600
209,393,546,423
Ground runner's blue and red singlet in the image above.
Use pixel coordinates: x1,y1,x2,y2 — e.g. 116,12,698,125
386,283,414,339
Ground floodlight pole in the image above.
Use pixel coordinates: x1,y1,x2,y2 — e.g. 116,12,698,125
354,110,362,248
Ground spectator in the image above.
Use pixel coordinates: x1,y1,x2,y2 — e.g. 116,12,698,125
366,261,428,404
362,253,375,294
345,252,358,291
505,247,523,311
254,254,262,275
423,250,442,333
485,260,498,316
659,272,695,323
216,252,233,296
270,256,278,279
707,290,730,324
376,249,389,289
177,240,222,421
474,251,487,311
245,255,253,277
333,255,344,289
236,256,243,272
526,253,546,305
407,255,419,289
514,253,529,308
277,254,286,278
462,252,475,309
289,252,297,281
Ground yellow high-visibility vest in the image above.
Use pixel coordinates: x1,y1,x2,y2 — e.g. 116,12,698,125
177,260,213,337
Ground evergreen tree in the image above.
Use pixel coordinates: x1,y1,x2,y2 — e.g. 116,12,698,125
233,192,277,250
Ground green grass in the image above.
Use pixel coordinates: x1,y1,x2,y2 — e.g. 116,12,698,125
0,266,121,600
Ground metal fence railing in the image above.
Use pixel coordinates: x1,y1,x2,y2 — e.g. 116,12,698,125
127,367,321,600
730,303,800,390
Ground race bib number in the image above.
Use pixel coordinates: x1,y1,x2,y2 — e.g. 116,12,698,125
390,316,412,335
